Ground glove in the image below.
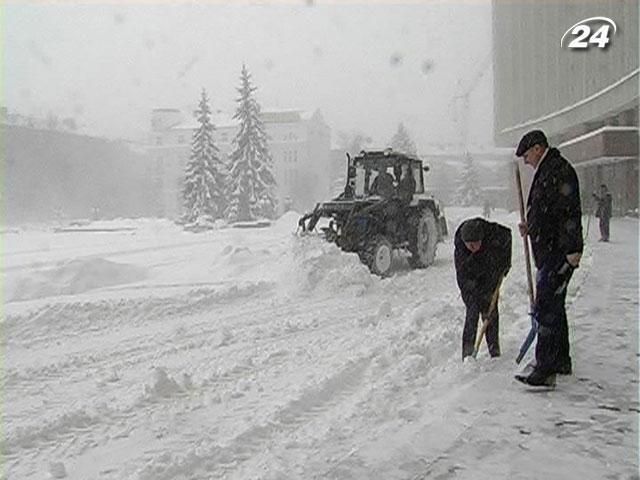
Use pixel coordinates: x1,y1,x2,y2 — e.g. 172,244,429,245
565,253,581,268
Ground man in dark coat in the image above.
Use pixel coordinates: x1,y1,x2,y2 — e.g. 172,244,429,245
397,163,416,205
455,217,512,359
370,166,395,198
515,130,583,387
593,183,613,241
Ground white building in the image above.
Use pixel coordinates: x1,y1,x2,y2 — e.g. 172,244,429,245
147,108,331,219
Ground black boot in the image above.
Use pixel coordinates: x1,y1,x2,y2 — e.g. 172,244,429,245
515,368,557,387
554,359,572,375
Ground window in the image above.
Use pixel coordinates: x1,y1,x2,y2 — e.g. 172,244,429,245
156,136,163,145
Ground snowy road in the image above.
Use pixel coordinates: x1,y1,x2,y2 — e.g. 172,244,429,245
3,209,638,479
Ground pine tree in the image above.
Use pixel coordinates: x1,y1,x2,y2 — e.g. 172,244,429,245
454,153,482,206
390,123,418,156
182,88,226,223
226,65,277,222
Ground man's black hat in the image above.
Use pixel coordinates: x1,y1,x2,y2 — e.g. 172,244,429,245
460,218,484,242
516,130,548,157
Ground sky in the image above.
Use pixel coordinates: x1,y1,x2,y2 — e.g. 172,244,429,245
4,1,494,151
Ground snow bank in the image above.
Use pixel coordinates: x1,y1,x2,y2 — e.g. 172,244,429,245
285,236,376,296
8,408,101,454
9,257,147,302
272,210,302,235
142,367,187,400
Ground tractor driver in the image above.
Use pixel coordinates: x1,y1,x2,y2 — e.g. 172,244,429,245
370,165,395,198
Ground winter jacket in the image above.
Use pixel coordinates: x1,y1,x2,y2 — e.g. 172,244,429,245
454,218,512,310
370,172,395,198
594,193,612,219
526,148,583,269
397,173,416,204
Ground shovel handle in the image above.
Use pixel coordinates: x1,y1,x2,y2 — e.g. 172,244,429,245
471,276,503,358
514,162,536,308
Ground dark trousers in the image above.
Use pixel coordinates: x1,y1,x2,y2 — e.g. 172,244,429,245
599,216,610,241
462,302,500,359
534,262,573,373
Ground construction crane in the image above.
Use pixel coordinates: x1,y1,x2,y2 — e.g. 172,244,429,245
450,54,492,153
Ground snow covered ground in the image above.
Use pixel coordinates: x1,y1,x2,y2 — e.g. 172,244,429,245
3,208,638,480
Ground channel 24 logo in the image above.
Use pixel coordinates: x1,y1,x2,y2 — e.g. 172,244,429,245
560,17,617,49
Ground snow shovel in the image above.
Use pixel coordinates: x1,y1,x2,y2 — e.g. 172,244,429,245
514,161,537,364
471,276,503,358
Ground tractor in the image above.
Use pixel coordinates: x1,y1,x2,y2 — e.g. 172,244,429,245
298,149,448,276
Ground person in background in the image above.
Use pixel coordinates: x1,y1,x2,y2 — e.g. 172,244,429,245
454,217,512,360
593,184,613,242
515,129,583,387
483,198,492,219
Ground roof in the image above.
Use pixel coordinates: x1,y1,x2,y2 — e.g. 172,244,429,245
260,108,324,124
153,108,325,132
355,150,422,166
169,112,238,131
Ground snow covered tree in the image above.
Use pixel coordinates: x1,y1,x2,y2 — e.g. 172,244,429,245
390,122,418,156
182,88,226,223
454,152,482,206
225,65,277,222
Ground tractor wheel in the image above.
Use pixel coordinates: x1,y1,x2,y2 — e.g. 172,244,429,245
408,208,438,268
362,235,393,277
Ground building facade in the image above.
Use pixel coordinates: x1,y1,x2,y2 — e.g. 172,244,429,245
146,108,331,219
493,0,639,214
3,123,155,224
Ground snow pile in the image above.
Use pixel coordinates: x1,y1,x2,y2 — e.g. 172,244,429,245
8,408,101,455
272,210,302,234
288,236,375,296
371,298,462,390
143,367,185,400
49,461,68,479
358,300,394,328
9,257,147,301
220,245,273,266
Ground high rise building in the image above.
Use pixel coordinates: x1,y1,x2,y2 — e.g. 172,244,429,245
492,1,639,214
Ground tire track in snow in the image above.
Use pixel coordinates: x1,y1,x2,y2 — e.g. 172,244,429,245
3,291,374,467
137,296,457,480
6,236,454,479
134,357,372,480
4,287,362,389
4,281,274,347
